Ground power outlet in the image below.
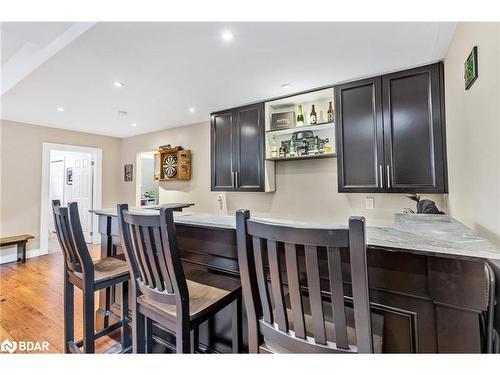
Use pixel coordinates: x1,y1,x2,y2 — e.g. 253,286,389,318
365,197,375,210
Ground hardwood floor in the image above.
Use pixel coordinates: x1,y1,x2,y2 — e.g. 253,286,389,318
0,245,121,354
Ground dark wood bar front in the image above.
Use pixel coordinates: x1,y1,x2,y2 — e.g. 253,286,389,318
93,210,496,353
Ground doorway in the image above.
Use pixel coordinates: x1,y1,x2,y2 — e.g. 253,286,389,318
41,143,102,254
135,151,159,207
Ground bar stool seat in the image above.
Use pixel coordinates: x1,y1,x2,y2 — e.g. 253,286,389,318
138,278,240,321
73,257,129,284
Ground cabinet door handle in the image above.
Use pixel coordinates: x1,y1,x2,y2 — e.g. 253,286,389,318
231,171,235,188
234,171,238,189
386,165,391,189
379,165,383,188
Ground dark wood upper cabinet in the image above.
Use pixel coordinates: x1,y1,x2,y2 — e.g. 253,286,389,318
383,64,447,193
336,77,385,192
336,62,448,193
211,103,266,192
211,110,234,190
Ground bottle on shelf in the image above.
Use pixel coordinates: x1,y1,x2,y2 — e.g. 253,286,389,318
310,105,317,125
270,136,278,158
279,143,286,158
296,104,305,126
289,140,296,157
319,110,325,124
327,101,334,123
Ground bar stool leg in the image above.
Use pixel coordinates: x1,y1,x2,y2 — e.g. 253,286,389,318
132,304,145,353
63,270,74,353
191,327,199,353
176,322,190,353
145,318,153,353
232,292,242,353
82,284,95,353
121,281,130,351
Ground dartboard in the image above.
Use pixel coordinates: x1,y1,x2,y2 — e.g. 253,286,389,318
163,154,178,178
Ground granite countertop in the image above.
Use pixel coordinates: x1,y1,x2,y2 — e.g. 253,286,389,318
91,207,500,261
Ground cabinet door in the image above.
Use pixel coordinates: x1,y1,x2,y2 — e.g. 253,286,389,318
335,77,385,192
211,111,235,191
382,63,447,193
234,103,264,191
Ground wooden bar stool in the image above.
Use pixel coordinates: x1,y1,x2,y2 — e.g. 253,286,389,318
236,210,384,353
52,200,131,353
117,204,242,353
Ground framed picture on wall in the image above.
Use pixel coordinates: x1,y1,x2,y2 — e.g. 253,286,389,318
465,46,478,90
124,164,133,182
66,167,73,185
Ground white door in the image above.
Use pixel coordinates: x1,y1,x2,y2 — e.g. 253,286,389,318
72,154,94,243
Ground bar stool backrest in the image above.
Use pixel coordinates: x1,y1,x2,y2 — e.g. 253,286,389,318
117,204,189,315
236,209,374,353
52,200,93,275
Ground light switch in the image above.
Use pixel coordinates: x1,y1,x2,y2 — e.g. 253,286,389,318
365,197,375,210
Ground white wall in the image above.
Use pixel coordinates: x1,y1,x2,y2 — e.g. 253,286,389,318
444,22,500,246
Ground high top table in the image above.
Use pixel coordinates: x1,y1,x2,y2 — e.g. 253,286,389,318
91,208,500,353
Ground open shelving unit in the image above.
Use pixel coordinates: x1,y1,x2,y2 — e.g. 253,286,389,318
264,87,336,161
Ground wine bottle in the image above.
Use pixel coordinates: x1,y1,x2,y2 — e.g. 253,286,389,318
270,136,278,158
327,101,334,122
296,104,304,126
310,104,317,125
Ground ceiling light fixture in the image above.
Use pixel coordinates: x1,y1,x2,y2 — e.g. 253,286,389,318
221,30,235,42
113,81,125,87
189,107,195,113
281,83,292,89
131,123,137,127
118,110,128,116
57,107,65,112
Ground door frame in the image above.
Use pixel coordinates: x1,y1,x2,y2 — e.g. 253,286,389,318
40,142,103,254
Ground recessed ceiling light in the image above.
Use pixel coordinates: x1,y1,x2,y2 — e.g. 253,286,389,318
113,81,125,88
131,123,137,127
189,107,195,113
221,30,235,42
118,110,128,116
57,107,65,112
281,83,292,89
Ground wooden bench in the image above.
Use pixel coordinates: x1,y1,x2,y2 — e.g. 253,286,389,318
0,235,34,263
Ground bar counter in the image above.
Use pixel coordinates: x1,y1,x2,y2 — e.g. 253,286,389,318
91,207,500,353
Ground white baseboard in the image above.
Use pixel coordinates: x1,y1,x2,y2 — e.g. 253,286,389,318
0,247,47,265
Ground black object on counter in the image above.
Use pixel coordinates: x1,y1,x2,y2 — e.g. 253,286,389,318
406,193,444,214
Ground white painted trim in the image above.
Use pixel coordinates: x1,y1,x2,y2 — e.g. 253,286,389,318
0,247,44,265
40,143,103,256
135,152,142,207
1,22,96,95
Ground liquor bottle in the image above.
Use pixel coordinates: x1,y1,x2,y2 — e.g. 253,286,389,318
327,101,334,122
310,105,317,125
319,110,325,123
296,104,305,126
289,140,296,157
270,136,278,158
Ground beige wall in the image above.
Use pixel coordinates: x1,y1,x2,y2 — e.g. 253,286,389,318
0,120,123,253
120,122,223,214
444,22,500,245
121,121,445,227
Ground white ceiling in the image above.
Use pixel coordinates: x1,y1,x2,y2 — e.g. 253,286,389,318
1,22,456,138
